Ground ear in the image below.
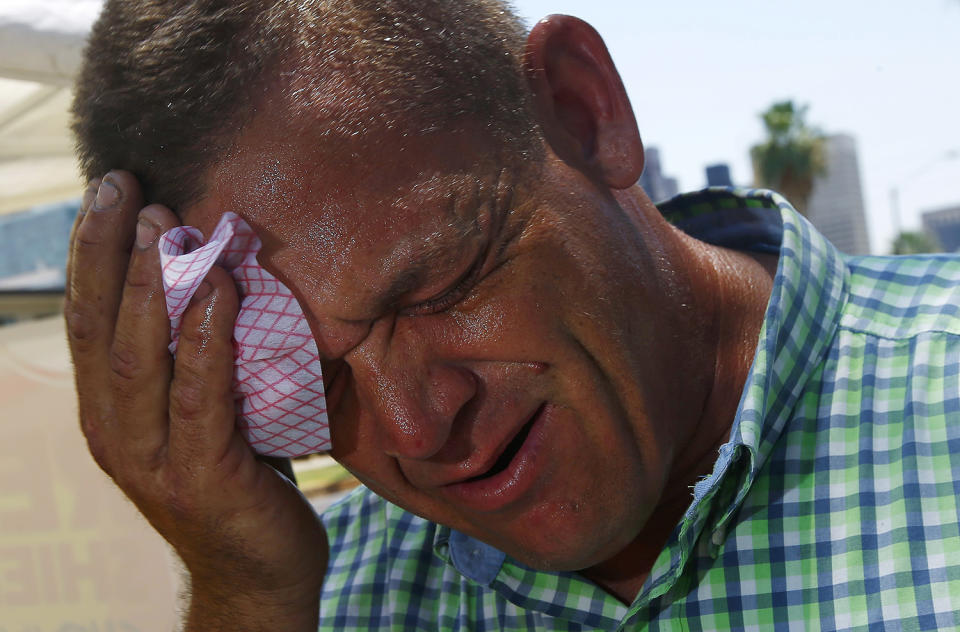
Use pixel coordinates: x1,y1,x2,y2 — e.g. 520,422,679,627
524,15,644,189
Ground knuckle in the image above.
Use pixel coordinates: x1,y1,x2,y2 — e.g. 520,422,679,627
72,217,106,249
65,303,101,346
170,367,215,421
77,408,171,514
124,267,156,292
124,250,162,291
80,420,114,475
84,433,167,508
109,336,145,382
110,466,151,502
158,470,203,520
141,445,169,475
176,322,210,350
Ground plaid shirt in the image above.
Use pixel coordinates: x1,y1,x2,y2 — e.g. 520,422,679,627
318,188,960,631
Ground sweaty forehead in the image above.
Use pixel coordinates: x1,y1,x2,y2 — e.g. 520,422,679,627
205,111,501,216
186,119,500,318
212,135,489,243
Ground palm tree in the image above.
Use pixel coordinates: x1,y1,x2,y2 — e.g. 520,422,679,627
750,101,827,215
891,231,940,255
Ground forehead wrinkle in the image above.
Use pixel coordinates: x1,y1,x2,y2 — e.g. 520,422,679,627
362,169,486,307
223,112,497,315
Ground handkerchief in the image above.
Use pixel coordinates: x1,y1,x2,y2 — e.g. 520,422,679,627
158,212,330,456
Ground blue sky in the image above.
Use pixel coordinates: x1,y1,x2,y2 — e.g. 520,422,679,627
511,0,960,253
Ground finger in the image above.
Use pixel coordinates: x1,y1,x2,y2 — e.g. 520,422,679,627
66,171,144,362
64,171,144,457
168,265,242,471
64,178,101,317
108,204,182,465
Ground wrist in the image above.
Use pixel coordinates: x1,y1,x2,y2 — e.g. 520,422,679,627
185,580,320,632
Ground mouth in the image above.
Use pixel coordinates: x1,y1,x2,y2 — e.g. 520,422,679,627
464,410,538,483
440,403,550,512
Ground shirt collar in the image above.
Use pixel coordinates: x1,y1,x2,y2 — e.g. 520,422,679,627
638,187,849,604
435,527,505,586
434,526,629,628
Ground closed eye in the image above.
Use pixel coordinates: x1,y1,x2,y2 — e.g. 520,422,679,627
401,253,486,316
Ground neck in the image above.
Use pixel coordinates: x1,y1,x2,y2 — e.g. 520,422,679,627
581,213,778,604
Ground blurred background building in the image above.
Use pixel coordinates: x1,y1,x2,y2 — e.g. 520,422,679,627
922,204,960,253
639,146,680,202
0,200,76,323
0,201,75,289
804,133,872,255
705,163,734,187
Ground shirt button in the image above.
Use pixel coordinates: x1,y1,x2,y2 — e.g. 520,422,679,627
712,530,725,546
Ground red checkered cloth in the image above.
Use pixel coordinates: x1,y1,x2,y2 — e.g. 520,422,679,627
158,212,330,456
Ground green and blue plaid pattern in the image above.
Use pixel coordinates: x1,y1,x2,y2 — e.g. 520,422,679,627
319,188,960,631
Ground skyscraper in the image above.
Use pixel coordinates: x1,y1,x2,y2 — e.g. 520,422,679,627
639,147,679,202
804,134,872,255
705,163,734,187
922,204,960,252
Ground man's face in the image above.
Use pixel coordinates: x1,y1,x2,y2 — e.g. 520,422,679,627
185,118,702,572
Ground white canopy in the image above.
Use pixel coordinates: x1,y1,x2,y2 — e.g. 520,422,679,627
0,0,102,215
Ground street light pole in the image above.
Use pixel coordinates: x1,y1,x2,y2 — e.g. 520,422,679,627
888,149,960,249
889,187,901,237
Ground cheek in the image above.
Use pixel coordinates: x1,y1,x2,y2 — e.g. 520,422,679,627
447,259,575,356
329,420,405,501
327,381,380,474
326,385,430,503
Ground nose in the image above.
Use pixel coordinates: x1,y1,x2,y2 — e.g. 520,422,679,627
345,315,477,460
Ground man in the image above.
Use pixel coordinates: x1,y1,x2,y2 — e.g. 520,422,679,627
67,1,960,630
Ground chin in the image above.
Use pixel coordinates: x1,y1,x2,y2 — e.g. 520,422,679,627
482,503,647,573
499,531,634,573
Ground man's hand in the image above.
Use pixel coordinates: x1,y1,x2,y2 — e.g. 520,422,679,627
65,172,327,631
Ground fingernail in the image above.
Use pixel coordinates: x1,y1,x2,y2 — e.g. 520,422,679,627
193,280,213,302
93,176,120,211
136,217,159,249
81,179,99,213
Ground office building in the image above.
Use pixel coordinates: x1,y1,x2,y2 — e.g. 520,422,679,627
705,163,734,187
639,147,679,202
804,134,872,255
922,204,960,252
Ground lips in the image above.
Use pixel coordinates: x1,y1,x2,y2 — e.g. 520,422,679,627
464,412,537,483
439,402,550,513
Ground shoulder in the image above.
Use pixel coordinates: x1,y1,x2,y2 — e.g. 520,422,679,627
840,253,960,339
